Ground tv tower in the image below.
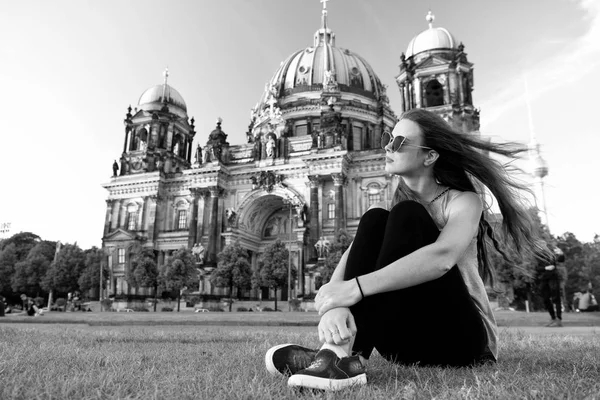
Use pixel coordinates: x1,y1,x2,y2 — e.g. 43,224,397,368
524,76,550,230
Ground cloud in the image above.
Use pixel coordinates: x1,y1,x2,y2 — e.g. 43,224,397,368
479,0,600,130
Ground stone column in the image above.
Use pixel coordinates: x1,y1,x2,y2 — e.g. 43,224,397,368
415,77,422,108
207,186,223,263
196,192,208,244
444,73,451,105
118,201,127,229
307,175,320,260
123,127,130,154
103,200,114,237
188,189,202,248
186,139,193,162
457,71,464,105
294,227,305,298
110,199,121,230
140,197,148,232
153,195,165,241
332,173,346,232
399,83,405,112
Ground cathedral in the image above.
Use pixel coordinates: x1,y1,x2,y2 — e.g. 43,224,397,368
101,6,479,301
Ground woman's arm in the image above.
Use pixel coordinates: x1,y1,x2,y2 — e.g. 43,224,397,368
314,192,482,314
359,192,481,295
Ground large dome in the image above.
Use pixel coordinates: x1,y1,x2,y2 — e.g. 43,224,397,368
406,11,458,58
261,45,385,102
138,83,187,115
256,9,386,108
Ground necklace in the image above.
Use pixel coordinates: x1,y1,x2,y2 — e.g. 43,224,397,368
430,187,450,204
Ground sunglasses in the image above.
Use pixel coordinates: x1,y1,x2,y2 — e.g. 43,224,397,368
380,131,432,152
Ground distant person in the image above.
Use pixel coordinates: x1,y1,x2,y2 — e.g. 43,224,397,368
577,289,599,312
264,108,553,391
537,246,565,327
26,298,44,317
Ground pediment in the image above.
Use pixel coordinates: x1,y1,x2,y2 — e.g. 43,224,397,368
104,228,138,242
415,56,450,70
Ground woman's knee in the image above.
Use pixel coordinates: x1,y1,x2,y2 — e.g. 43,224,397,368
358,207,389,231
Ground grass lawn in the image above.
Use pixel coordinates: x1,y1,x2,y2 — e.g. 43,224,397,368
1,320,599,399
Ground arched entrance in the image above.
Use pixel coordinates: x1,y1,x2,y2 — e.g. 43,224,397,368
232,186,309,300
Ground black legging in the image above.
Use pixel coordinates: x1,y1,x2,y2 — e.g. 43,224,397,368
540,279,562,320
344,201,488,367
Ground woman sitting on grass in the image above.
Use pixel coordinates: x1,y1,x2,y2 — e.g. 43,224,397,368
265,108,553,391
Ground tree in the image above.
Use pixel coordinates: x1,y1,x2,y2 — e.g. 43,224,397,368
487,208,552,310
211,241,252,311
318,230,353,287
160,248,196,312
0,244,17,298
78,247,108,299
558,232,600,305
127,247,159,311
253,239,295,311
0,232,41,261
11,240,56,297
42,243,86,296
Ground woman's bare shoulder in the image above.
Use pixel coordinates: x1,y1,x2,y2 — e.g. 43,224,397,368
447,190,482,213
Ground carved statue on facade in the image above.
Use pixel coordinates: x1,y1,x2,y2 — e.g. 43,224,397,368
265,136,275,159
251,170,283,193
323,69,339,92
253,136,262,160
192,243,205,265
112,160,119,177
203,146,211,163
315,236,331,258
194,144,202,165
225,208,237,229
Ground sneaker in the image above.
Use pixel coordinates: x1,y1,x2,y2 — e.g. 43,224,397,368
555,319,563,327
545,319,558,327
287,349,367,391
265,344,318,376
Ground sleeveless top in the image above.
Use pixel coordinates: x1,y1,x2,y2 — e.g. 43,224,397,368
424,189,499,360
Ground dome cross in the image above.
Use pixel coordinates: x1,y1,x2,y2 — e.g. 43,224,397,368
426,10,435,29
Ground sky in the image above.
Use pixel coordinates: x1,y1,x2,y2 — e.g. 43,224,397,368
0,0,598,249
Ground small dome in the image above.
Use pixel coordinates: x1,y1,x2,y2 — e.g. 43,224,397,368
406,12,458,58
138,84,187,113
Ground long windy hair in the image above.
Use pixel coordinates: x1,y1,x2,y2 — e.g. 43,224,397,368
392,109,551,287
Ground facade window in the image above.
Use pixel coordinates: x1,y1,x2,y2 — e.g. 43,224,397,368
295,124,308,137
177,210,187,230
367,183,382,207
424,79,444,107
368,192,382,207
126,211,137,230
118,248,125,264
327,203,336,219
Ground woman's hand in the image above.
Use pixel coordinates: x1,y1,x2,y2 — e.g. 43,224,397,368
318,307,357,345
314,279,362,316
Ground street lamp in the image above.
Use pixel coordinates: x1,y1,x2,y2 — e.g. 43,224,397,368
282,195,300,311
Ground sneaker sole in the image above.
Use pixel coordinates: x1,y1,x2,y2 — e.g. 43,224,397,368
265,343,295,376
288,373,367,391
